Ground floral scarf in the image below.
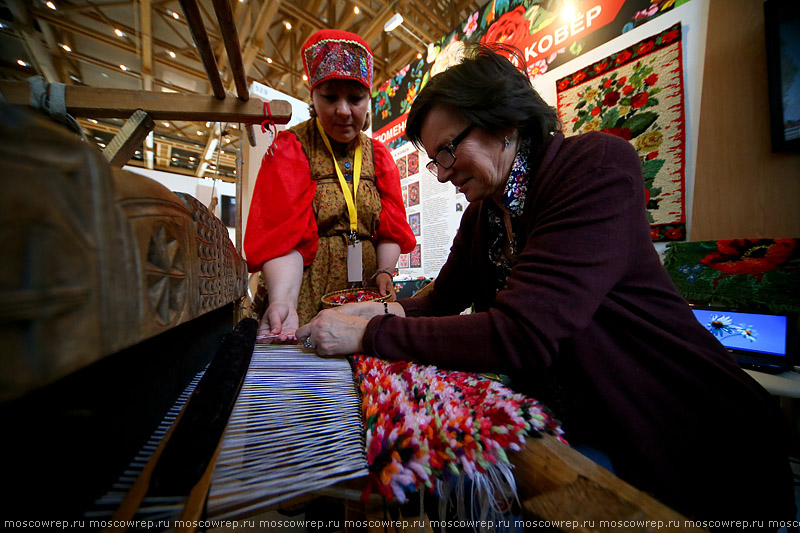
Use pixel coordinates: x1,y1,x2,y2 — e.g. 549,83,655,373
487,137,532,293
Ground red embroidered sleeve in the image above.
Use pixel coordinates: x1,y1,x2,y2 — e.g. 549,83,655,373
372,140,416,254
244,131,319,272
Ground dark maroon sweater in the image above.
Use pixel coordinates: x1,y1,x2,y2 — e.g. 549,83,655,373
363,131,794,525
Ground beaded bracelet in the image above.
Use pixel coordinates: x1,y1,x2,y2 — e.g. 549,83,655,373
372,269,394,280
383,301,389,314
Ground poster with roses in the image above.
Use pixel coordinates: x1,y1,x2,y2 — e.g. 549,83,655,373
372,0,690,144
556,23,686,242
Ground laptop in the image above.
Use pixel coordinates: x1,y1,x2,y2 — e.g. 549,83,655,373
689,303,797,374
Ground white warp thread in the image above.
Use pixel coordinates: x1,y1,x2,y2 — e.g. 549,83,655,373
207,345,369,519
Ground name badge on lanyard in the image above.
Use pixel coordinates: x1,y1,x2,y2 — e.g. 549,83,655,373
347,236,362,283
316,118,364,285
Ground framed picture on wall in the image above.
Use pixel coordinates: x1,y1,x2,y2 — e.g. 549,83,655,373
409,213,420,236
765,0,800,152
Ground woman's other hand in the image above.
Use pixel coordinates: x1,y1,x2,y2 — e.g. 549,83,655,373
296,309,368,356
375,272,397,301
257,302,299,342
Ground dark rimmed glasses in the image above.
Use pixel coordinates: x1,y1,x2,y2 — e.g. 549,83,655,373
426,124,474,177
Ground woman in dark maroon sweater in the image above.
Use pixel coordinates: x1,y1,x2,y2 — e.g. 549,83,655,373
297,45,795,528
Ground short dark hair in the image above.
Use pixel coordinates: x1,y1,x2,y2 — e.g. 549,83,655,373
406,44,560,150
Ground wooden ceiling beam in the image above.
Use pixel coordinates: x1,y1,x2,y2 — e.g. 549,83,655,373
155,7,197,52
279,3,326,32
64,7,206,63
32,10,213,85
359,2,398,46
7,0,61,82
58,0,132,13
396,13,435,45
408,0,449,36
0,81,292,124
140,0,154,91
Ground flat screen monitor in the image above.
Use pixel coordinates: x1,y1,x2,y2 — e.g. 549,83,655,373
689,304,796,373
764,0,800,152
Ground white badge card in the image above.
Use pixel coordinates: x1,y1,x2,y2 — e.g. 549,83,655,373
347,241,363,283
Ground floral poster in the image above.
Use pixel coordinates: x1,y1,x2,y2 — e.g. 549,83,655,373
373,0,690,146
556,23,686,242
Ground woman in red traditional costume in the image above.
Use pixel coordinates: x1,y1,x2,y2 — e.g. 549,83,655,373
244,29,415,340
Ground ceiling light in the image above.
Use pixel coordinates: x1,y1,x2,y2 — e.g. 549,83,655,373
46,1,56,10
168,50,176,58
384,13,403,32
114,28,125,37
17,59,28,67
61,44,71,52
171,157,177,162
302,74,308,81
172,11,180,20
163,122,170,127
189,156,196,161
205,121,212,127
89,119,98,124
98,143,106,148
284,21,292,30
354,6,360,14
196,130,203,135
417,52,422,59
266,57,273,64
119,64,128,71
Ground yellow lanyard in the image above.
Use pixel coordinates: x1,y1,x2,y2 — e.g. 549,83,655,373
316,118,362,241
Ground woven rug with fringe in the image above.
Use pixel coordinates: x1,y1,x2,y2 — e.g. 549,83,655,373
352,355,565,523
663,238,800,314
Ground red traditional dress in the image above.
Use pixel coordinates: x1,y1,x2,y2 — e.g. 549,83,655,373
245,118,415,325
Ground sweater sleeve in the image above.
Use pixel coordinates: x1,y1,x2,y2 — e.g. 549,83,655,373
244,131,319,272
363,133,643,374
372,139,416,253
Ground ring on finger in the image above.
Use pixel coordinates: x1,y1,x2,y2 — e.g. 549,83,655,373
303,338,313,349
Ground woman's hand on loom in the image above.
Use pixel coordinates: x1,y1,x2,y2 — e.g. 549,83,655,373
296,309,367,356
375,272,397,301
257,302,298,342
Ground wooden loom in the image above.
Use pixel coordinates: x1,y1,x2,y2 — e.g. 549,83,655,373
0,2,705,531
0,102,704,531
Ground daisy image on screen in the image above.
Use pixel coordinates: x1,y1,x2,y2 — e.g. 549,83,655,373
707,315,736,337
705,315,758,344
739,324,758,342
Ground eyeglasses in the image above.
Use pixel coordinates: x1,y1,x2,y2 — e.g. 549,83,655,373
426,124,474,177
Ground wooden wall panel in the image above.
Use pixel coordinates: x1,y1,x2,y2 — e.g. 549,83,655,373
692,0,800,240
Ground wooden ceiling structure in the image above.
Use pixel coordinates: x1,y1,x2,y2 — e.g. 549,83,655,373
0,0,481,181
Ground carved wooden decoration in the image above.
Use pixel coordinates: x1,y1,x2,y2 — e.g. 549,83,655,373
0,104,247,403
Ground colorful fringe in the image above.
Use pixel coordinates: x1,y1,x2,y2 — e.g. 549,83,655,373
351,355,565,507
